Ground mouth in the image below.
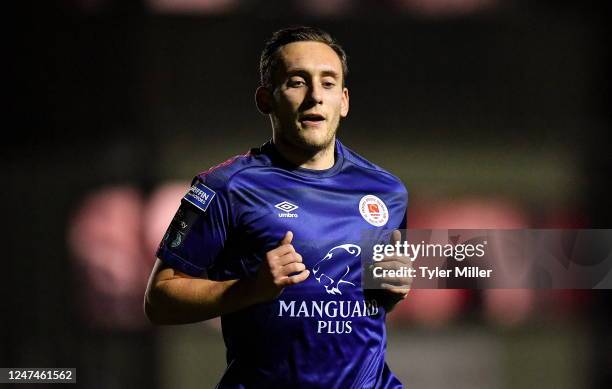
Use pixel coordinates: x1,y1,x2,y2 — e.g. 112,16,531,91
299,113,325,127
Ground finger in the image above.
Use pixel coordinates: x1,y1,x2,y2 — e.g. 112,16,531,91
381,284,411,295
378,277,412,287
280,262,306,275
390,229,401,245
373,260,411,270
280,252,302,265
280,231,293,246
274,251,301,266
379,256,412,265
269,243,295,258
283,269,310,286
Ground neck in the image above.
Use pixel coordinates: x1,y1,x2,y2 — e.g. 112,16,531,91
272,135,336,170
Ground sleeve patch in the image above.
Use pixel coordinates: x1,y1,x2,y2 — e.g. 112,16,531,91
183,182,216,212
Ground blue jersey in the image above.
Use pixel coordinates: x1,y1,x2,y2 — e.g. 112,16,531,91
157,140,408,389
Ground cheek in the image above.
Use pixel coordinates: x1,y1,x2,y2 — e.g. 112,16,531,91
272,97,293,117
280,89,304,105
329,90,345,105
277,96,302,117
329,95,345,117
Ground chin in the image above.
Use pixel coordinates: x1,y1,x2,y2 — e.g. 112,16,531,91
298,136,334,152
297,128,335,150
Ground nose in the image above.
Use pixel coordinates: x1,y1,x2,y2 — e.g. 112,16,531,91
307,82,323,105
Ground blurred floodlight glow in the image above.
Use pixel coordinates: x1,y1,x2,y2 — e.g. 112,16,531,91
393,0,498,17
389,198,534,326
148,0,239,14
68,186,150,330
68,182,225,332
294,0,354,17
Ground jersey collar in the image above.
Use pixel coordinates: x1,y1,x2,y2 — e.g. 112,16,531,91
256,139,345,178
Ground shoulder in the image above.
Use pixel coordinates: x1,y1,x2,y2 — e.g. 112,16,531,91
182,149,270,214
191,148,270,191
339,141,408,194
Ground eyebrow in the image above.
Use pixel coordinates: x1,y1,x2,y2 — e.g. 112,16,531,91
286,68,340,79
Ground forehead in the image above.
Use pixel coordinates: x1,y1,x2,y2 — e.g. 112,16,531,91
276,41,343,76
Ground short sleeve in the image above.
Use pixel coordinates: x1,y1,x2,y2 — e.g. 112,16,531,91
156,175,232,277
398,213,407,230
398,186,408,230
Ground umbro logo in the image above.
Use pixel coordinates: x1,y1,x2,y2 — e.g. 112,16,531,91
275,201,299,218
275,201,298,212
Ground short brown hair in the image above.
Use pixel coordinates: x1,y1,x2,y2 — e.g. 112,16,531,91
259,26,348,89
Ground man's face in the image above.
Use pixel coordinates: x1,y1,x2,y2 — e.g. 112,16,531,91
269,41,349,152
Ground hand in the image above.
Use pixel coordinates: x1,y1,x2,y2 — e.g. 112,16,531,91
374,230,412,306
253,231,310,302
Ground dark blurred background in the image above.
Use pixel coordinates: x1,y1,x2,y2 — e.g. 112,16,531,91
4,0,611,388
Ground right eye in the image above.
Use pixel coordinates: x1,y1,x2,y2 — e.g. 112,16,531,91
288,79,306,87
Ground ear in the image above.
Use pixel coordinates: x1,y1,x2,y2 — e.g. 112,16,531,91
255,86,274,115
340,87,349,118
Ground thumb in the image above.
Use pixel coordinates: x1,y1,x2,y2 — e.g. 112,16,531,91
390,230,402,244
280,230,293,245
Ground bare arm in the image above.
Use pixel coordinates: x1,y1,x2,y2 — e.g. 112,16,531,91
144,231,309,325
144,258,259,324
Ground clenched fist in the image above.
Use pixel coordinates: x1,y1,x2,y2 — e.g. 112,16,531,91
366,230,412,311
253,231,310,302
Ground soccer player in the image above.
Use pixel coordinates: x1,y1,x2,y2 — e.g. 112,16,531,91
145,26,409,388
